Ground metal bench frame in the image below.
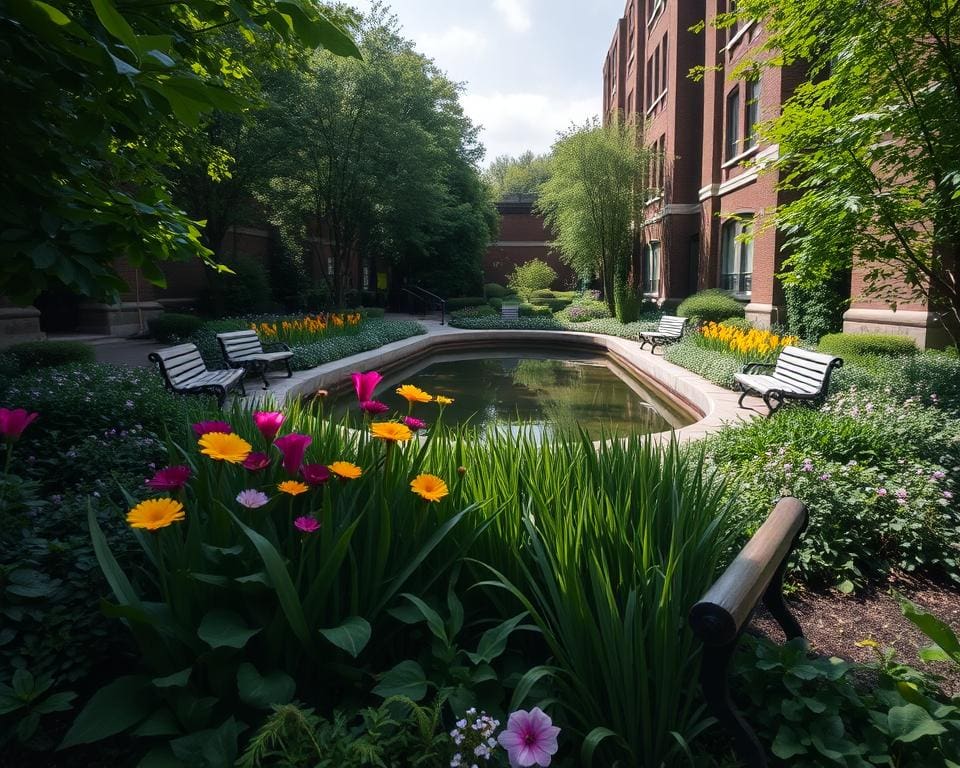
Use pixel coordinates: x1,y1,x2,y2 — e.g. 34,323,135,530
148,343,246,409
216,330,294,389
689,497,808,768
638,315,687,353
734,346,843,415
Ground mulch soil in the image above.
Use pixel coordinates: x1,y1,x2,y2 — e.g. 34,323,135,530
751,574,960,697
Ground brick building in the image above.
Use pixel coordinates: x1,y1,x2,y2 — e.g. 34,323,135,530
604,0,948,346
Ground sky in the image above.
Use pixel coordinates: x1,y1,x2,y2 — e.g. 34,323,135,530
348,0,626,168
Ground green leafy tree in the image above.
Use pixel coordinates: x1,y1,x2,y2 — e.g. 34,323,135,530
537,117,651,320
730,0,960,344
507,259,557,300
0,0,358,305
484,151,551,199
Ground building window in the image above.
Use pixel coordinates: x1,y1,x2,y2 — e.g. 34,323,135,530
725,87,741,158
660,33,668,95
720,218,753,297
646,55,653,108
644,241,661,295
363,264,371,289
327,256,334,276
647,0,665,24
745,78,761,149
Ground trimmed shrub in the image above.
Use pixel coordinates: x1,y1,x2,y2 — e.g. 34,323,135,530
663,338,742,388
676,289,746,324
359,307,386,319
719,317,754,333
289,319,426,369
819,332,918,360
447,315,565,331
445,296,488,311
483,282,511,298
530,289,556,299
208,255,275,315
7,341,94,370
558,300,611,323
530,297,572,313
450,305,497,320
507,259,557,300
519,303,554,317
488,297,503,312
147,312,204,343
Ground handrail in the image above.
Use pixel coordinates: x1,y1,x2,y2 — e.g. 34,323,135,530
400,285,446,325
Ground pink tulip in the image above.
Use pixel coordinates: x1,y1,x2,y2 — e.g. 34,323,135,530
351,371,383,403
192,420,232,437
274,433,312,476
360,400,390,415
242,452,271,472
302,463,331,486
253,411,284,444
498,708,560,767
0,408,38,442
146,465,191,492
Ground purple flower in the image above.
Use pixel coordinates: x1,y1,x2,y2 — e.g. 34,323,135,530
498,708,560,767
895,488,908,499
876,488,888,497
242,451,271,472
819,473,832,481
932,470,946,481
944,491,954,500
294,515,320,533
274,433,312,476
146,465,192,492
192,420,232,437
236,489,269,509
402,416,428,431
783,463,793,472
360,400,390,415
302,463,331,486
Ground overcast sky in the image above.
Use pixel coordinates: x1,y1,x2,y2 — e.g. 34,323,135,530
348,0,626,168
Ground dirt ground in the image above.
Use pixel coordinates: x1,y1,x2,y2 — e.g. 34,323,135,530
751,575,960,696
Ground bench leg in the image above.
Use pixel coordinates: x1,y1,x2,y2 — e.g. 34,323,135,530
762,391,784,417
738,389,750,408
285,360,293,378
215,386,227,410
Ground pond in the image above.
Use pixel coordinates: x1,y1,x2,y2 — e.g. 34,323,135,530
331,350,694,439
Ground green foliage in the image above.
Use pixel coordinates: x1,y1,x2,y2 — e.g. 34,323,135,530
445,297,489,311
529,289,556,299
483,283,512,299
147,313,204,343
449,306,497,321
7,342,94,370
819,332,918,361
676,289,746,324
288,320,426,370
783,266,849,341
530,297,573,313
507,259,558,301
557,300,611,323
720,317,754,332
832,349,960,406
207,256,276,316
447,316,565,332
483,151,551,198
519,304,554,318
663,338,743,388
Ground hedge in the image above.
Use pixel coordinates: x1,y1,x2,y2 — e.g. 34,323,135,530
530,297,573,313
7,341,95,370
148,312,204,343
519,303,554,317
819,332,918,360
676,289,746,324
483,283,513,299
445,296,488,311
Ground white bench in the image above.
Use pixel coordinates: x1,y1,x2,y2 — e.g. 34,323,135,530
734,345,843,415
149,343,245,409
217,330,294,389
638,315,687,353
501,304,520,321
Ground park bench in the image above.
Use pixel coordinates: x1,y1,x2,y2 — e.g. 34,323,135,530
217,330,294,389
637,315,687,353
501,304,520,321
689,496,808,768
148,343,245,409
734,345,843,415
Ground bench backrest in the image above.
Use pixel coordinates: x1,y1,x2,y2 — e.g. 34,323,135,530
772,346,843,394
657,315,687,336
218,330,265,362
149,344,208,389
501,304,520,320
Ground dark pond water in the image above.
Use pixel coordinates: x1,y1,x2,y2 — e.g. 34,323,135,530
331,352,693,440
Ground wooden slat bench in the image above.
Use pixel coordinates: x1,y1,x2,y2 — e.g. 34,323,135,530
217,330,294,389
689,496,809,768
638,315,687,353
734,345,843,415
148,343,245,409
501,304,520,321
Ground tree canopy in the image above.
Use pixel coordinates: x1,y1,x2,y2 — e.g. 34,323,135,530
484,151,552,199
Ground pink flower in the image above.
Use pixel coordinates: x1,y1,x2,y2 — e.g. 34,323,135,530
274,433,312,475
146,465,191,491
192,420,232,437
352,371,383,403
876,488,888,497
302,463,331,486
360,400,390,415
0,408,39,442
236,489,269,509
253,411,284,444
294,515,320,533
402,416,428,431
242,452,271,471
497,708,560,767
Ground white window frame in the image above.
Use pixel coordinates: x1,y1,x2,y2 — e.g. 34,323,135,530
720,217,753,298
744,78,761,149
644,241,662,296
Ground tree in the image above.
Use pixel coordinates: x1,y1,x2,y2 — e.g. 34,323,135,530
484,151,552,198
732,0,960,343
508,259,557,300
0,0,359,305
537,117,651,320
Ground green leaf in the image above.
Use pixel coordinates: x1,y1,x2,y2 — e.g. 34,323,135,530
318,616,371,658
399,593,446,641
91,0,139,53
59,675,153,748
887,703,948,743
88,504,141,609
33,691,77,715
509,665,556,712
197,610,260,649
138,744,185,768
467,612,528,664
772,724,807,759
372,660,427,700
152,668,191,689
581,727,618,767
899,595,960,664
236,663,295,709
170,717,241,768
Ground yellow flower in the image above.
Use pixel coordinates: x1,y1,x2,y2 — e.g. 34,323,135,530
410,473,449,502
329,461,362,480
278,480,309,496
370,421,414,443
199,432,252,464
434,395,454,406
396,384,432,404
127,498,185,530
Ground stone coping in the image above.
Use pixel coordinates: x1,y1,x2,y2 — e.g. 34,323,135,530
253,324,764,442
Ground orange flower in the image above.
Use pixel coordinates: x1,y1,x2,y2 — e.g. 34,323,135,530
278,480,309,496
410,474,449,502
329,461,362,480
127,498,185,530
370,421,414,443
434,395,454,406
396,384,432,404
199,432,252,464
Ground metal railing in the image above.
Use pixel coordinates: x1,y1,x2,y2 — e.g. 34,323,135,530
400,286,446,325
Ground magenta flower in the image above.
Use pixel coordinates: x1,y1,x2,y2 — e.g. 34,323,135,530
497,708,560,767
0,408,39,442
253,411,284,444
302,463,331,486
876,488,888,497
236,489,269,509
192,420,232,437
360,400,390,415
146,465,191,492
402,416,428,431
294,515,320,533
274,433,312,475
352,371,383,403
242,451,271,472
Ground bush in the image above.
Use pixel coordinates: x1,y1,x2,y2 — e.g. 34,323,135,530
560,316,658,339
819,332,918,360
0,351,22,394
447,315,564,331
530,289,556,299
833,350,960,408
529,297,572,313
719,317,754,332
663,337,742,388
7,341,94,370
507,259,557,300
519,303,554,317
147,312,204,343
359,307,386,319
289,320,426,369
487,297,503,312
557,300,611,323
208,255,275,315
783,266,849,341
445,296,488,311
483,282,511,298
449,305,497,321
676,289,746,324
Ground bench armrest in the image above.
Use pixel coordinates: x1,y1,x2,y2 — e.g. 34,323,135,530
263,342,291,352
741,361,775,374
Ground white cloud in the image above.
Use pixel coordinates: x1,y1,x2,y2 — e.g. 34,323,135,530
419,25,487,61
493,0,533,33
462,91,599,162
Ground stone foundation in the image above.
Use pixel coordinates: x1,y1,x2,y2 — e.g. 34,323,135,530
0,305,45,348
744,302,786,329
77,301,164,337
842,307,951,350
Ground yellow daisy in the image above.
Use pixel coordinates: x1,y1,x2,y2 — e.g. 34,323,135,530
370,421,414,443
328,461,362,480
396,384,432,404
198,432,252,464
434,395,454,406
127,498,185,530
410,474,449,503
278,480,309,496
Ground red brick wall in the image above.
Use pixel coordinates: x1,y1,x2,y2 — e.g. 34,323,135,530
483,203,576,289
